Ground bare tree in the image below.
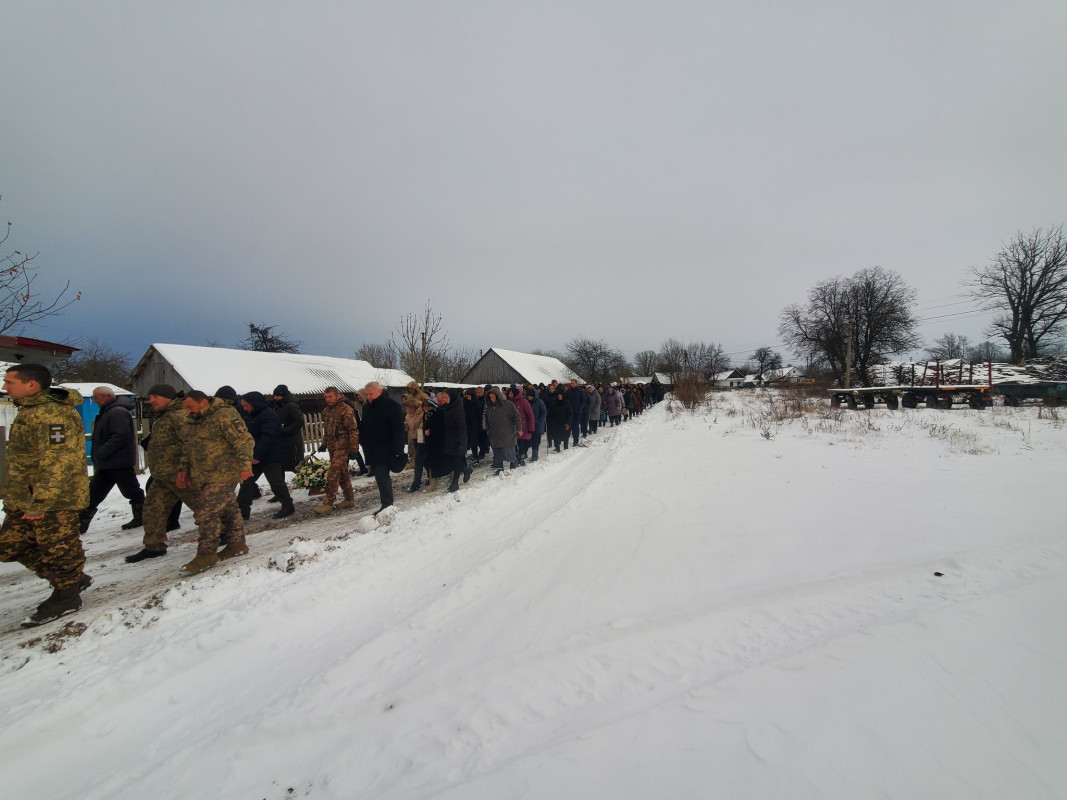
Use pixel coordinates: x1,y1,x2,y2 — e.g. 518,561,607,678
564,336,626,384
751,346,783,381
434,346,479,382
655,339,729,383
657,338,687,382
689,341,730,382
612,352,634,381
925,333,970,362
966,340,1008,364
632,349,659,376
51,338,133,387
355,341,398,369
779,266,920,387
967,225,1067,363
238,322,301,353
392,300,452,384
1,198,80,334
531,347,568,362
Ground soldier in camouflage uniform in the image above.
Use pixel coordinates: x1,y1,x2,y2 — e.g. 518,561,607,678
125,384,199,563
175,390,255,574
313,386,360,515
0,364,91,627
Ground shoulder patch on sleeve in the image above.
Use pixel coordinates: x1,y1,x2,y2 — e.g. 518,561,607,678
47,424,67,444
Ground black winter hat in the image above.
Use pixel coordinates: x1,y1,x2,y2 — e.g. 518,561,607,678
147,383,178,399
273,384,289,396
214,385,239,402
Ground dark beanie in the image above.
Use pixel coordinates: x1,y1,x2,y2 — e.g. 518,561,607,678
273,384,289,396
214,385,239,402
147,383,178,399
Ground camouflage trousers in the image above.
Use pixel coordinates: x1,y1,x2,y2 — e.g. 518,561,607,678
0,509,85,590
143,477,198,551
324,448,353,505
191,483,244,555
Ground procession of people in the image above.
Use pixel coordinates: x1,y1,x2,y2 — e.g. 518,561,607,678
0,362,662,628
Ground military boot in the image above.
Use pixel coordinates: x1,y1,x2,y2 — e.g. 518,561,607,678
271,502,295,519
121,502,144,530
181,552,220,575
335,499,355,509
78,509,95,534
218,541,249,560
313,503,334,515
125,548,167,563
21,587,82,628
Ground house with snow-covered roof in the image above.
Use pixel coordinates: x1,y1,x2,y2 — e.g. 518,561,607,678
461,347,584,386
711,369,745,388
762,366,805,385
129,344,415,402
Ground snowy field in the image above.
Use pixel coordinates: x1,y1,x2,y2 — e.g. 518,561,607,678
1,390,1065,800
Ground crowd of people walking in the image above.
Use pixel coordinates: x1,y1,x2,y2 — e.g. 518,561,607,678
0,361,661,629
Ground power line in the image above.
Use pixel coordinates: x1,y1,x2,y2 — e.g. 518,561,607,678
915,308,995,325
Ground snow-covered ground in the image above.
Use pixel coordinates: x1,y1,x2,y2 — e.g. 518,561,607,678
1,390,1064,800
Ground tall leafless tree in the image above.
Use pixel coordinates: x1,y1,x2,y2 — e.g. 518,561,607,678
632,349,659,376
967,225,1067,363
966,340,1008,364
1,198,80,334
779,266,920,387
434,346,479,383
657,338,687,382
564,336,627,384
51,338,133,387
392,300,452,384
751,346,783,381
355,342,398,369
925,333,969,362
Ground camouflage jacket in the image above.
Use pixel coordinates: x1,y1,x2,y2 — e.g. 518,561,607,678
322,401,359,454
180,398,254,486
145,396,189,479
403,388,428,412
4,387,90,514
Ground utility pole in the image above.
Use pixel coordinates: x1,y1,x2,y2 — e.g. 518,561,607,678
844,319,853,389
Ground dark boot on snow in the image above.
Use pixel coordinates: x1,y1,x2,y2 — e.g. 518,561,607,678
271,502,295,519
21,587,82,628
125,548,167,563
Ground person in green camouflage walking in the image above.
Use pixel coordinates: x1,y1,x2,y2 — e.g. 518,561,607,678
125,384,199,563
175,390,254,575
0,363,92,627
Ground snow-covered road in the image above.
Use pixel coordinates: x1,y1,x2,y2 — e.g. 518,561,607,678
2,392,1064,799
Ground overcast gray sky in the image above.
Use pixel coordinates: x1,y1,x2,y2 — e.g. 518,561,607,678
3,1,1065,367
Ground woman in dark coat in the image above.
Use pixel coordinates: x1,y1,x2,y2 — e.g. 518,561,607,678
545,390,572,453
422,400,447,490
484,387,521,474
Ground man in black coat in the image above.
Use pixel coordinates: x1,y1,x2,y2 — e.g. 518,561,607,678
564,378,588,447
271,385,305,473
80,387,145,533
359,381,406,514
236,391,294,519
435,388,470,493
